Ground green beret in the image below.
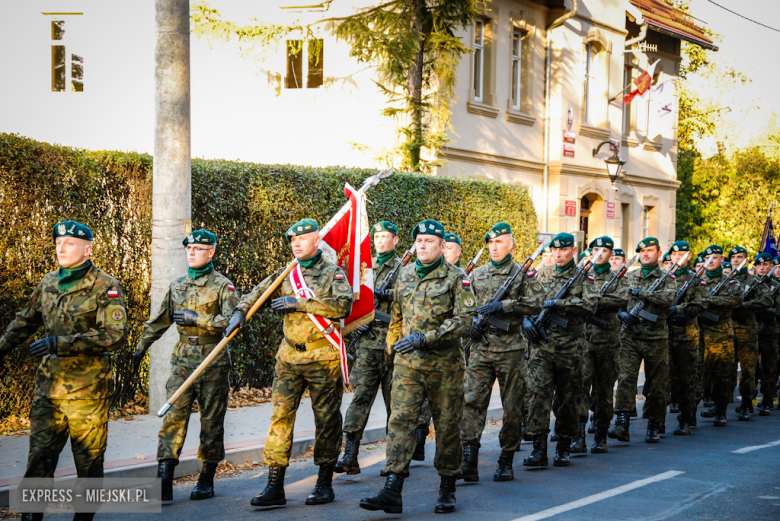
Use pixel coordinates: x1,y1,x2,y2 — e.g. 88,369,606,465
412,219,445,240
662,252,671,262
728,245,747,259
703,244,723,256
444,233,462,246
670,240,690,252
636,237,660,252
550,233,574,249
774,255,780,266
484,222,512,243
372,221,398,236
722,261,732,268
542,242,552,253
695,255,705,265
183,229,217,247
52,220,93,242
588,236,614,250
755,252,773,264
579,248,593,260
612,248,625,258
286,218,319,241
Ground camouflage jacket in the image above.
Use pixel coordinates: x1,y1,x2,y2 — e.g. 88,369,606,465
732,271,773,326
387,260,477,371
138,270,238,368
698,271,743,331
666,269,706,338
624,267,677,340
472,261,539,352
586,267,629,347
0,265,127,399
354,255,401,351
237,256,353,365
525,263,599,352
757,278,779,334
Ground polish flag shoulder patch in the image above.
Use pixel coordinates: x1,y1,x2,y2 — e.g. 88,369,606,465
588,276,595,281
729,280,738,284
701,281,707,286
335,273,345,280
527,271,536,278
227,284,235,291
462,279,471,287
670,275,676,280
107,290,119,298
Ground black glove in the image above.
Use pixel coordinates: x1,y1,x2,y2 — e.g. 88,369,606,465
393,333,426,355
469,320,484,341
271,297,299,315
522,317,540,343
543,299,557,309
631,288,647,299
132,347,147,372
375,289,390,302
476,302,502,316
618,310,640,326
173,310,199,327
224,310,246,337
30,337,57,358
668,306,678,316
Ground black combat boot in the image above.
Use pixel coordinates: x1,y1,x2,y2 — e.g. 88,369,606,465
670,402,680,414
569,422,587,454
758,398,773,416
713,406,727,427
703,397,714,407
645,421,661,443
630,406,638,418
190,461,218,500
434,476,457,514
21,514,43,521
549,432,559,442
738,406,751,421
522,415,533,441
587,414,597,434
701,405,718,418
157,459,177,502
335,434,360,475
493,450,514,482
591,427,608,454
459,443,479,482
691,402,699,427
250,466,286,507
412,426,428,461
608,413,630,442
553,438,571,467
659,419,666,436
360,474,404,514
523,434,548,467
306,464,336,505
673,414,692,436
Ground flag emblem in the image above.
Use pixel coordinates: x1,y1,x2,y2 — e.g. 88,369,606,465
107,290,119,298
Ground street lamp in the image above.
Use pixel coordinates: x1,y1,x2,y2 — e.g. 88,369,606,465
593,140,626,191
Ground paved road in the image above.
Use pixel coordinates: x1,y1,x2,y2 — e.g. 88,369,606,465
30,406,780,520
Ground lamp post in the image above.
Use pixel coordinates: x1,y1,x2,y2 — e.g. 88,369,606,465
593,140,626,191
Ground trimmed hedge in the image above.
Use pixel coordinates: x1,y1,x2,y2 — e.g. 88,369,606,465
0,133,538,418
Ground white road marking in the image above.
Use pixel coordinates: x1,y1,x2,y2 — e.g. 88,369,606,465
731,439,780,454
510,470,685,521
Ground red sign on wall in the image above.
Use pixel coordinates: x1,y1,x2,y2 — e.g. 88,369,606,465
563,130,576,144
565,200,577,216
607,202,616,219
563,143,575,158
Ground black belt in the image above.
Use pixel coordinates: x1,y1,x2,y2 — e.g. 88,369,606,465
547,322,585,334
487,324,522,336
179,334,222,345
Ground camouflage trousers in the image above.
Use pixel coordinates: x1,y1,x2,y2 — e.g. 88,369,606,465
585,345,619,429
417,399,432,428
733,323,759,403
668,322,700,416
576,340,592,423
384,365,464,477
696,331,712,402
615,337,668,423
702,323,736,407
342,347,393,439
25,396,108,478
757,330,779,404
158,363,229,463
461,348,526,451
526,338,585,439
265,359,343,468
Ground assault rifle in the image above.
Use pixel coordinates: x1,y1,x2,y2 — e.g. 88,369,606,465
586,255,638,330
743,272,769,300
696,257,747,325
670,254,718,325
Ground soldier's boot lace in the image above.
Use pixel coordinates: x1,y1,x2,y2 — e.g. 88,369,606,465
459,443,479,482
157,459,177,502
591,427,608,454
493,450,514,481
359,473,404,514
645,421,661,443
335,434,361,475
569,422,587,454
553,438,571,467
305,464,336,505
190,461,218,500
608,413,630,442
250,465,286,507
523,434,548,467
434,476,457,514
412,426,428,461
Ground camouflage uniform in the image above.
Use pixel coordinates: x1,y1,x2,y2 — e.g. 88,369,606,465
731,270,772,405
237,256,352,468
342,255,401,439
137,269,238,464
756,278,778,405
584,268,629,429
383,260,476,477
525,263,599,439
614,267,676,423
0,265,127,478
699,272,743,408
460,260,539,451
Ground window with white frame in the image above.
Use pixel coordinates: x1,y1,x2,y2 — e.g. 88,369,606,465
284,39,324,89
473,20,485,102
585,43,597,124
511,30,522,110
623,67,633,135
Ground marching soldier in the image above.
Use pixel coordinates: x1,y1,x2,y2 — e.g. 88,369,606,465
578,237,628,454
754,253,778,414
540,242,554,268
0,221,127,521
662,252,673,272
609,248,626,272
133,230,238,501
225,219,353,508
337,221,400,475
443,233,464,268
722,261,733,276
521,233,599,468
728,246,772,421
698,245,743,426
360,220,476,514
460,223,540,482
611,238,676,444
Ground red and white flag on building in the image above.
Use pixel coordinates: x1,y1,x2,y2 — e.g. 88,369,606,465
623,59,660,106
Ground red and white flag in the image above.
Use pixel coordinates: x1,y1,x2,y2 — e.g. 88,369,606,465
623,59,660,106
